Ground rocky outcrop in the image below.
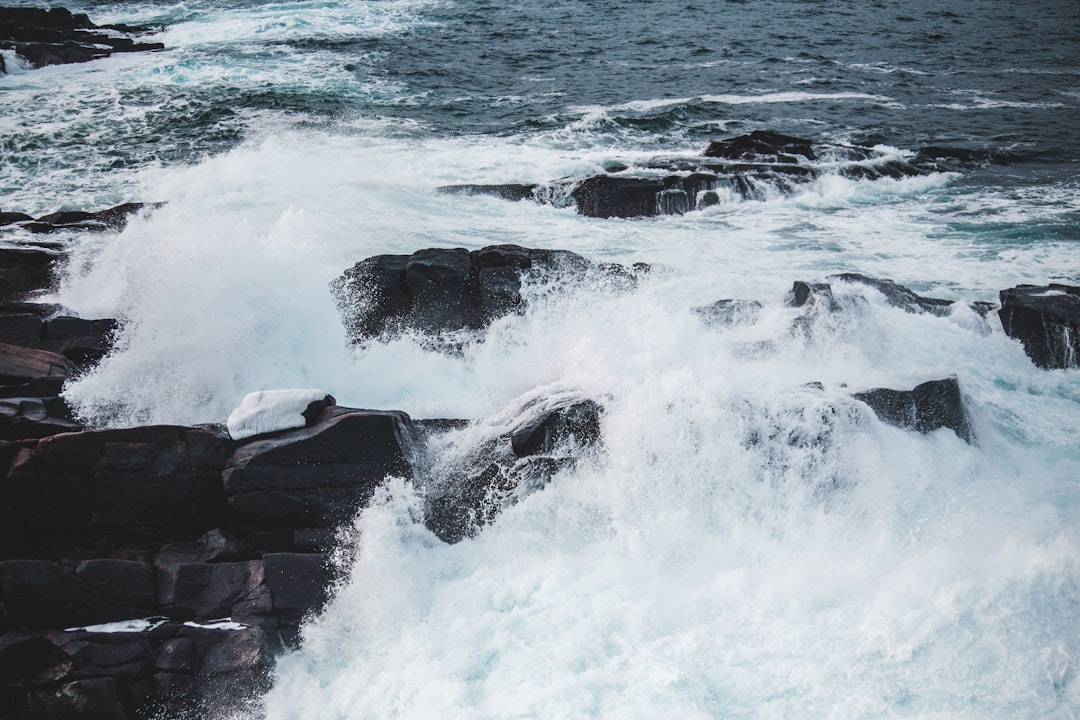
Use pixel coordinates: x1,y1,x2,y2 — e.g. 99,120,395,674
0,7,164,70
423,394,603,543
223,406,413,528
998,284,1080,369
0,202,161,234
438,131,932,219
827,273,954,316
0,249,60,301
853,376,974,443
331,245,642,345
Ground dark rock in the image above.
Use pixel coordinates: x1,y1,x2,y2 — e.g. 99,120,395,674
0,560,136,629
1,7,163,70
196,625,278,675
0,248,59,300
223,407,412,527
436,184,538,201
0,211,35,226
424,395,603,543
154,638,195,673
262,553,332,613
5,426,230,532
0,631,71,685
63,636,153,679
704,130,817,162
0,396,83,440
571,176,665,218
693,299,762,328
853,376,973,443
829,273,953,315
36,677,127,719
30,203,160,233
75,560,157,610
332,245,643,345
998,284,1080,369
0,342,76,384
156,529,248,565
156,561,262,620
786,281,836,312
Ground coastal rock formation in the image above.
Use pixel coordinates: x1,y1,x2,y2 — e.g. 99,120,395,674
853,376,974,443
0,249,61,301
331,245,642,345
224,406,413,528
437,131,933,219
998,284,1080,369
0,7,163,70
0,202,161,234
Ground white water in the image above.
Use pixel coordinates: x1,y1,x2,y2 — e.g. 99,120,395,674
4,4,1079,712
34,129,1077,717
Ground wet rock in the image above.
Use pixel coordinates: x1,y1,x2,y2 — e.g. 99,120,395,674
156,561,263,620
0,248,59,300
74,560,157,611
5,426,230,533
436,183,538,201
704,130,817,162
28,202,162,233
262,553,332,613
332,244,641,344
0,396,82,440
828,273,954,315
223,406,412,527
692,299,763,328
998,284,1080,369
0,7,164,69
0,342,76,385
424,394,603,544
853,376,973,443
786,281,837,312
571,176,666,218
36,676,127,719
0,631,71,685
0,560,139,630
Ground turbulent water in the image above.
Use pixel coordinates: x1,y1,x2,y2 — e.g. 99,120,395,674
3,0,1080,717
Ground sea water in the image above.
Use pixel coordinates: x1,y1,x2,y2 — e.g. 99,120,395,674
2,0,1079,717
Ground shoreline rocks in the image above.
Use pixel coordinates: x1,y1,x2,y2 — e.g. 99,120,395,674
0,7,164,70
998,284,1080,369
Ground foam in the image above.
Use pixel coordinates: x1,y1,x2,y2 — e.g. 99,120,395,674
226,389,330,440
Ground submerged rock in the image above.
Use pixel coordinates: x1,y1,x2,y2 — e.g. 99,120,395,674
998,284,1080,369
692,298,763,328
703,130,817,162
331,244,641,345
828,273,954,315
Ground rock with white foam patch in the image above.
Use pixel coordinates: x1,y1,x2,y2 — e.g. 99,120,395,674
226,389,335,441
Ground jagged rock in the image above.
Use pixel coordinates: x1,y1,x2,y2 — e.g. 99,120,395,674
0,7,164,69
331,244,640,344
692,299,763,328
829,273,954,315
998,284,1080,369
223,406,412,527
853,376,973,443
424,394,603,543
571,176,667,218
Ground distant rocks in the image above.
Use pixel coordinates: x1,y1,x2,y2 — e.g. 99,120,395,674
998,284,1080,369
0,6,163,70
438,130,932,219
331,244,643,345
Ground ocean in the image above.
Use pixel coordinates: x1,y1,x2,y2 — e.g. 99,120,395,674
2,0,1079,717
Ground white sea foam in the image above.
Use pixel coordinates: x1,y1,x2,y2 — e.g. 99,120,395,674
226,388,330,440
37,127,1080,718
